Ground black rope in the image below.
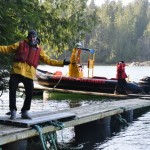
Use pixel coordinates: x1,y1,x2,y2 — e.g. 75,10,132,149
115,114,129,126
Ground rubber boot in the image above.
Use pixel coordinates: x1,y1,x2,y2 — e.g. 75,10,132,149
21,111,32,119
10,110,16,120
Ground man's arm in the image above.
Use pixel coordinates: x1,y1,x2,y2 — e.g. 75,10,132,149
0,42,19,54
39,49,64,66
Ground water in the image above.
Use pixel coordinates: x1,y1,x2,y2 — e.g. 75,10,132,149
1,65,150,150
97,112,150,150
37,65,150,82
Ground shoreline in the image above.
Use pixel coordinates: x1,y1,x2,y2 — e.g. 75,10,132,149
94,61,150,66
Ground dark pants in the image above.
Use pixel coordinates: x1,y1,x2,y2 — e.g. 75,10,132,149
115,79,127,94
9,74,34,112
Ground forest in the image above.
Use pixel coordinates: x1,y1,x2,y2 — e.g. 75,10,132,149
0,0,150,66
87,0,150,64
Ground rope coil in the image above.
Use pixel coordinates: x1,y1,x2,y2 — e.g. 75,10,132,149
33,121,65,150
115,114,129,126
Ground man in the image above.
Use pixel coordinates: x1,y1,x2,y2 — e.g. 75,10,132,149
0,30,70,120
114,61,128,95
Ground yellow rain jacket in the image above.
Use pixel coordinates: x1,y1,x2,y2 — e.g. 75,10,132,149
0,39,64,80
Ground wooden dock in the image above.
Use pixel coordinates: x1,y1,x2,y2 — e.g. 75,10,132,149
19,82,150,99
0,98,150,145
19,82,130,99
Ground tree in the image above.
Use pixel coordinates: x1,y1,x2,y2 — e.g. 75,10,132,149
0,0,98,66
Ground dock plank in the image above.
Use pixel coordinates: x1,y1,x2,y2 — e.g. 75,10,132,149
0,98,150,145
0,112,76,128
19,82,128,98
139,97,150,100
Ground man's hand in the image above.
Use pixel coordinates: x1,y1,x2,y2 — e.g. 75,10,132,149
63,59,70,65
89,49,95,54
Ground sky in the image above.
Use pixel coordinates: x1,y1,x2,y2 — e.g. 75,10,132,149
88,0,135,6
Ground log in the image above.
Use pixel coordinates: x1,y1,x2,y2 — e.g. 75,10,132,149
19,82,128,98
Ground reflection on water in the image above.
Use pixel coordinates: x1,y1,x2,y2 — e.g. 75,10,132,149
1,91,150,150
73,118,111,150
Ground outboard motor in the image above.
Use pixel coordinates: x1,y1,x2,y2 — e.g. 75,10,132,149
138,76,150,94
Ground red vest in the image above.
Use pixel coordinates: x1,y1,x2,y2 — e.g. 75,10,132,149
14,41,41,68
116,63,127,79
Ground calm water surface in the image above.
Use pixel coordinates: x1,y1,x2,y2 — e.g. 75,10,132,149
38,65,150,82
1,65,150,150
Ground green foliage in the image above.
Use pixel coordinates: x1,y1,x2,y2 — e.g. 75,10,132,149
39,0,98,56
0,0,97,66
86,0,150,64
1,0,150,66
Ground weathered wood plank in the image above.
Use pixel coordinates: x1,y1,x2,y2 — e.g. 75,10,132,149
128,94,150,97
139,97,150,100
19,82,128,98
0,112,76,128
20,82,150,99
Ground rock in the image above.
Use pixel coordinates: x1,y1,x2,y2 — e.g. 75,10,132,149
129,61,150,66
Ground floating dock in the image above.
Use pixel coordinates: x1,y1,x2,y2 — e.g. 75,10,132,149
19,82,130,99
19,82,150,99
0,98,150,146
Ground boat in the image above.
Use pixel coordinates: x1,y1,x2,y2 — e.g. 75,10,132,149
36,69,143,94
36,43,143,94
138,76,150,94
